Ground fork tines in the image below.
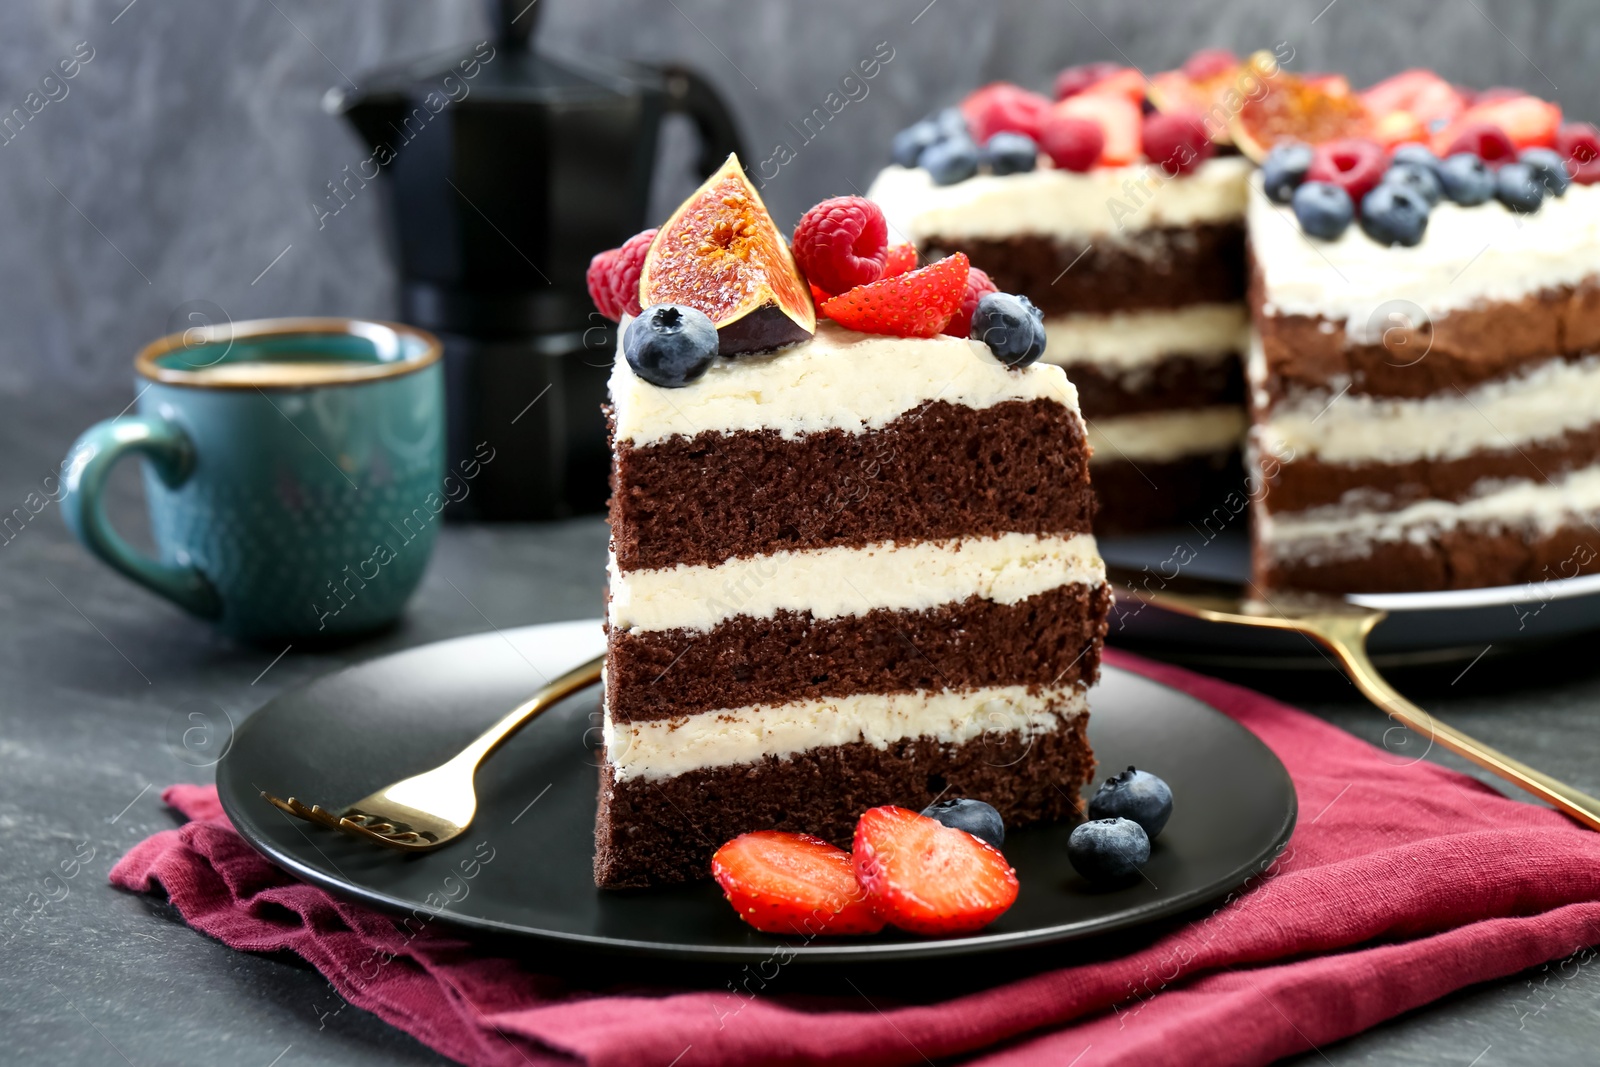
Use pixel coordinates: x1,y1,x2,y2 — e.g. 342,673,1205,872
261,791,435,848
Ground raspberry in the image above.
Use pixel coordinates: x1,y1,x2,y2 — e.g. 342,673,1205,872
1142,109,1215,175
881,243,918,278
1557,122,1600,184
586,248,621,321
960,83,1053,143
1439,121,1517,165
1053,61,1123,101
1305,139,1387,202
605,229,656,319
943,266,998,336
820,253,969,338
1181,49,1237,82
792,197,889,297
1039,112,1105,172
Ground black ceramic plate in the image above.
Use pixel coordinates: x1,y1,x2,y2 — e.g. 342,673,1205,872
218,621,1296,963
1101,527,1600,665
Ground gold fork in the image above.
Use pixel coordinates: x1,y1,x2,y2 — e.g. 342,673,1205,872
1108,565,1600,831
262,653,604,850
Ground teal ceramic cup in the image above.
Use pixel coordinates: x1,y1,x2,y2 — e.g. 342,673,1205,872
61,317,445,643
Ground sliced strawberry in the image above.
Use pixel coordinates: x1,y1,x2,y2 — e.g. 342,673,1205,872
881,243,919,278
1054,61,1123,101
852,806,1019,936
712,832,884,936
1181,49,1237,82
942,266,997,337
1371,110,1428,148
1434,97,1560,154
811,283,831,307
960,83,1052,143
821,253,969,338
1052,93,1142,166
1079,67,1148,108
606,228,656,319
586,248,621,321
1360,70,1466,127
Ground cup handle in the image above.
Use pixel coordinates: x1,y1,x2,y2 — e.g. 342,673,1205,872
60,414,222,620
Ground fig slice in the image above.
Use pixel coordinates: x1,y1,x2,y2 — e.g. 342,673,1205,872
639,154,816,356
1229,51,1371,162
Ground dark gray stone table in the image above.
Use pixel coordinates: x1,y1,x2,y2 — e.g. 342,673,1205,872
4,386,1599,1066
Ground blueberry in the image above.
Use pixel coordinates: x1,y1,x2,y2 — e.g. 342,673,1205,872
623,304,718,388
922,797,1005,848
1495,161,1546,214
1389,143,1440,176
1290,181,1354,240
1360,183,1430,246
982,132,1038,176
1067,818,1151,883
1382,162,1441,206
891,120,942,168
1520,147,1571,198
1261,141,1314,203
920,136,980,186
971,292,1046,366
1087,767,1174,839
930,106,969,139
1436,153,1495,205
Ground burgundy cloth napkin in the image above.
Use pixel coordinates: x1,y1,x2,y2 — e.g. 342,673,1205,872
113,649,1600,1067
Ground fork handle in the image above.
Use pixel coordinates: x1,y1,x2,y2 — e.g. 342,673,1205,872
447,653,604,772
1313,614,1600,831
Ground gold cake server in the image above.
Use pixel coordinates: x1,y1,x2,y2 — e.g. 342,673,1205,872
262,653,604,850
1107,565,1600,831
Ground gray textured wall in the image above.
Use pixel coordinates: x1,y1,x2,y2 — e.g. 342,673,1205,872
2,0,1595,391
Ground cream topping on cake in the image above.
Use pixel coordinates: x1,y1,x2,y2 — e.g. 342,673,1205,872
1086,406,1248,464
1042,304,1248,370
866,156,1253,244
608,531,1105,633
610,320,1079,446
1250,175,1600,337
603,683,1088,780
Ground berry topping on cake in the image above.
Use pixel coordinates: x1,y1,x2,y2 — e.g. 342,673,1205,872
586,229,657,322
881,243,919,278
1261,141,1315,203
1053,61,1124,101
819,253,969,338
639,154,814,355
792,196,889,297
1390,142,1441,175
1383,161,1442,206
1495,161,1546,214
1292,181,1354,240
1436,153,1497,204
971,292,1046,367
1438,121,1518,165
1142,109,1215,176
1360,182,1430,246
921,797,1006,848
586,248,621,321
852,805,1019,935
920,136,981,186
1053,92,1141,166
1520,147,1571,198
942,266,997,337
1444,95,1561,150
1231,53,1371,162
981,132,1039,175
1067,817,1150,883
1182,48,1238,82
1039,112,1105,173
1087,767,1173,839
1305,138,1387,202
960,83,1052,143
891,119,944,168
1557,122,1600,184
1360,69,1467,129
711,831,885,936
624,304,719,388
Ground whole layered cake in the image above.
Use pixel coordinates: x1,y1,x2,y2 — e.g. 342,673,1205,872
586,157,1110,888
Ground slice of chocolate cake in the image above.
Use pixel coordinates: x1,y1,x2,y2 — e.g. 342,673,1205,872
596,321,1108,887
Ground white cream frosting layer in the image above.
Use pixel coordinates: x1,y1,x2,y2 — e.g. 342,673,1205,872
1086,407,1248,464
610,320,1078,447
1250,174,1600,338
867,156,1253,245
1260,465,1600,562
608,532,1105,633
604,684,1088,781
1258,354,1600,466
1043,304,1248,372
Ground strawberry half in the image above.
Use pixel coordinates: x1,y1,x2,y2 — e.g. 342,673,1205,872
881,243,919,279
821,253,969,338
852,805,1019,936
712,832,885,936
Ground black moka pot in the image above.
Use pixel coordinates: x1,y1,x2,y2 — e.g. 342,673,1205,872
326,1,743,519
